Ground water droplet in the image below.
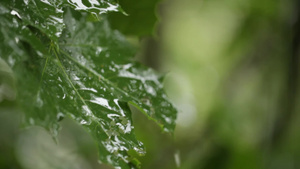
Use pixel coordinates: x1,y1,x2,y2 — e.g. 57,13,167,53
90,97,110,109
56,112,64,121
82,105,92,116
80,87,97,93
10,10,22,19
36,51,43,57
124,122,132,133
134,146,145,155
145,85,156,96
24,0,29,5
96,46,103,55
57,76,62,82
14,37,19,43
80,119,87,124
41,0,51,5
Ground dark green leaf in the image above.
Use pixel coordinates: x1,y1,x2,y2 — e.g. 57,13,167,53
1,0,122,43
0,1,177,168
108,0,161,36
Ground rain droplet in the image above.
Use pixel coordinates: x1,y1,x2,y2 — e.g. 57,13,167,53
56,112,64,121
80,119,87,124
10,10,22,19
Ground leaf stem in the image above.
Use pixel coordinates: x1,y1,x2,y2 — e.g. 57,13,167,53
51,47,88,107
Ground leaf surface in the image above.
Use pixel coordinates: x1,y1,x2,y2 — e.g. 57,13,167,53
0,1,177,168
107,0,161,36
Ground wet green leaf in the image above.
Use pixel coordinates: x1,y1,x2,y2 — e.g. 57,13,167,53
107,0,161,36
1,0,121,43
0,1,177,168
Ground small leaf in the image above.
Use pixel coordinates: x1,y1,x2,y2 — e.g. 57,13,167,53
107,0,162,36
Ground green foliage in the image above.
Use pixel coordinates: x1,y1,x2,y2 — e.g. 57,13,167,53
108,0,161,36
0,0,177,168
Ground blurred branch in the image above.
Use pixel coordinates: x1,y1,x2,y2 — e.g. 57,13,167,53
141,38,161,70
270,0,300,146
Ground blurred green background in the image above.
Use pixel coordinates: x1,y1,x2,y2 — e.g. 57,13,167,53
1,0,300,168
